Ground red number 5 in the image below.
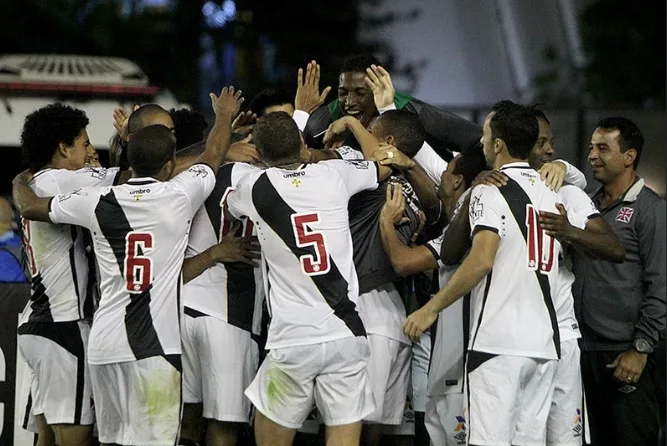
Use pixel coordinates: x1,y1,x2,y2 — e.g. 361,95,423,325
292,213,330,275
125,232,153,292
526,204,555,273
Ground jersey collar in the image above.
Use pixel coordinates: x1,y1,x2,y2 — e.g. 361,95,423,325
499,161,531,170
127,177,158,185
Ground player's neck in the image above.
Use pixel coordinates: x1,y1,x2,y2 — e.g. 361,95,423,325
493,152,527,170
601,170,637,207
262,159,301,170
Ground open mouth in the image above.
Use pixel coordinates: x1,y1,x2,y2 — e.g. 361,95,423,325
344,109,363,119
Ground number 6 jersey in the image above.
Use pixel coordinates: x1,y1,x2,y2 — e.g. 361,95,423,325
48,164,216,365
226,160,380,350
468,162,563,360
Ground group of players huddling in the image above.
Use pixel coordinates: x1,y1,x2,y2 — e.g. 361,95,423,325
12,55,634,446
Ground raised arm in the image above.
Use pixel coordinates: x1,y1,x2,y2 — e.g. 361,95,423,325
197,86,244,173
12,171,53,222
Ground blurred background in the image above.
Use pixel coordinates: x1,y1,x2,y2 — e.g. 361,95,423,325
0,0,664,196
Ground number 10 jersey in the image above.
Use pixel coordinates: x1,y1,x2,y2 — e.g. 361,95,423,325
49,164,216,365
226,160,380,350
467,163,563,360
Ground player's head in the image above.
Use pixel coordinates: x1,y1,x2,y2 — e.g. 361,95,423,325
128,104,175,138
21,103,94,172
126,125,177,180
369,110,425,158
169,108,208,151
252,112,301,164
338,54,381,128
589,117,643,184
481,100,538,169
249,88,295,117
438,142,487,204
528,108,554,170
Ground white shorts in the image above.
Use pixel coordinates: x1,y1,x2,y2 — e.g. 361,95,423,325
245,336,374,429
548,339,588,445
466,352,557,446
380,390,415,437
364,334,411,425
425,393,466,446
17,321,94,426
182,312,259,422
90,355,182,446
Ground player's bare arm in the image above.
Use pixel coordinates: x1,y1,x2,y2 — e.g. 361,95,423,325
373,145,441,224
182,221,261,284
440,170,508,265
380,184,438,276
539,205,625,262
197,86,244,173
12,170,53,223
403,229,500,342
294,60,331,114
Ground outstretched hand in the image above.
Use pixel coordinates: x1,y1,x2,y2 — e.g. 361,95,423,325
365,64,395,110
295,60,332,114
210,86,244,119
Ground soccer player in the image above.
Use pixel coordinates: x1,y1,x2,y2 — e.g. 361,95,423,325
13,103,126,446
13,86,244,446
403,100,563,445
377,145,487,445
319,110,427,445
225,111,393,446
179,160,264,446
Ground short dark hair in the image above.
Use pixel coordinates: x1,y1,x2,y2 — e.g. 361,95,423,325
454,142,487,189
127,125,176,177
169,108,208,151
21,103,89,172
375,110,425,158
252,112,300,163
128,104,170,134
595,117,644,169
340,54,381,75
490,100,538,160
531,107,550,124
249,88,294,117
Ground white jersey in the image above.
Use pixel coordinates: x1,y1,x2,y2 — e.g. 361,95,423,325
19,167,121,325
226,160,380,350
468,162,562,360
426,192,470,396
49,164,216,365
554,184,601,342
183,162,264,335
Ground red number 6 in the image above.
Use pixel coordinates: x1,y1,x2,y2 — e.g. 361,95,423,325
124,232,153,292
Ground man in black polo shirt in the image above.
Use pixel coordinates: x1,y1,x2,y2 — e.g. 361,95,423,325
572,117,666,446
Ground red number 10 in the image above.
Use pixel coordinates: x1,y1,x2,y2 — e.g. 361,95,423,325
125,232,153,292
292,212,330,275
526,204,555,273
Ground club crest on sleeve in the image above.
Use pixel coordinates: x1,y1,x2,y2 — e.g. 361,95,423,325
189,165,209,177
615,206,634,223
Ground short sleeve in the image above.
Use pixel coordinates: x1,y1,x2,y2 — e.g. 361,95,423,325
558,185,600,229
226,172,255,220
326,160,380,197
46,167,121,193
292,110,310,132
413,142,448,186
556,159,587,190
468,184,504,237
335,146,364,160
425,233,444,268
169,163,216,215
49,187,103,229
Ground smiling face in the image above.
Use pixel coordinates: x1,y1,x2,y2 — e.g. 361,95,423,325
528,118,554,170
61,128,95,170
588,127,635,184
480,113,496,169
338,72,377,128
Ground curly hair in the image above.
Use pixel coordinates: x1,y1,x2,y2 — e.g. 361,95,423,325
21,104,89,172
169,108,208,151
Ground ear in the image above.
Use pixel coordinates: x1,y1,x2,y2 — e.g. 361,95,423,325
623,148,637,168
386,135,396,146
57,142,70,158
453,173,464,190
494,138,505,155
163,158,176,179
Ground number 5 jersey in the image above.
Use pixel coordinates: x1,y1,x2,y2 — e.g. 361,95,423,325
226,160,380,350
48,164,216,365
